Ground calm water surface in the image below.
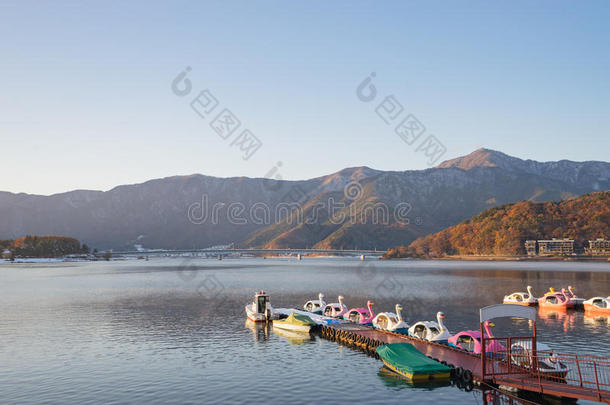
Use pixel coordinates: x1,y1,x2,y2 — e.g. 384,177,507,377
1,258,609,404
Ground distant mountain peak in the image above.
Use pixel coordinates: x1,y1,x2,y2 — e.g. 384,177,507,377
436,149,609,189
436,148,516,170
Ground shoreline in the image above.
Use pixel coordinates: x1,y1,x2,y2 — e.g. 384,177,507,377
386,255,610,262
2,254,610,264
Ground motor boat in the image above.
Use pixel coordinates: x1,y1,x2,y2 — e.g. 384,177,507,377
583,296,610,315
245,291,279,322
272,312,316,333
343,300,375,324
372,304,409,334
448,321,505,356
303,293,326,314
408,312,452,344
323,295,348,318
565,286,585,307
503,285,537,306
510,341,570,379
538,290,573,310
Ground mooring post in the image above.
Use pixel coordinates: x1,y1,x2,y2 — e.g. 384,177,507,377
480,321,486,381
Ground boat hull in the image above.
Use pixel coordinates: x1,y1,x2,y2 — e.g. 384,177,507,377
272,322,312,333
571,298,585,308
245,304,278,322
538,303,572,310
503,300,537,306
246,312,268,322
540,369,569,380
584,304,610,315
381,359,451,383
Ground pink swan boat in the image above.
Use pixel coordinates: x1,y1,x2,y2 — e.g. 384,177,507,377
343,300,375,324
565,286,585,307
538,289,573,310
448,321,506,356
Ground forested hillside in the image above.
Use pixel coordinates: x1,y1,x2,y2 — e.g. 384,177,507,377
385,191,609,258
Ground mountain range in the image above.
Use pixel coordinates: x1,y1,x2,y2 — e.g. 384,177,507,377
1,148,608,250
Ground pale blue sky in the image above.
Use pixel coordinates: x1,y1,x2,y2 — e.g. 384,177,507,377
1,1,609,195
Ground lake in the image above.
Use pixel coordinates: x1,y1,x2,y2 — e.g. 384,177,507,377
1,258,609,404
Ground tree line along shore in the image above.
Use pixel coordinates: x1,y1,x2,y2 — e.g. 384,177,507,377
0,236,110,260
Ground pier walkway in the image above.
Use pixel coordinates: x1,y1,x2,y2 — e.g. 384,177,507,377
318,322,610,403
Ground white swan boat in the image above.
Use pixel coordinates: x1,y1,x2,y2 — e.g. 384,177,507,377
503,286,537,306
408,312,452,344
510,341,570,378
303,293,326,314
583,296,610,315
323,295,348,318
372,304,409,334
245,291,278,322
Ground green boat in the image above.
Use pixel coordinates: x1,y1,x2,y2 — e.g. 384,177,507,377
376,343,451,383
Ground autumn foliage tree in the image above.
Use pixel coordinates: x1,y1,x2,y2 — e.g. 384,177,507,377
12,236,83,258
387,191,609,258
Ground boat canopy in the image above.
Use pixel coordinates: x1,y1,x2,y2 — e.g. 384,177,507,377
278,312,317,326
376,343,450,376
480,304,536,323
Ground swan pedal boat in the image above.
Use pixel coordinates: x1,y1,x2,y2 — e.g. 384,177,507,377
376,343,451,383
537,289,574,310
503,286,537,306
448,321,505,357
272,312,316,333
565,286,585,308
583,296,610,315
323,295,348,318
408,312,451,344
510,341,570,379
303,293,326,315
245,291,279,322
372,304,409,334
344,300,375,325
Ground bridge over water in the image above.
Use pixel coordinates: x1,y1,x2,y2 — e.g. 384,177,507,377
113,248,384,258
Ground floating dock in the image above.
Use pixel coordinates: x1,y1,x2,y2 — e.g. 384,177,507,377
317,305,610,404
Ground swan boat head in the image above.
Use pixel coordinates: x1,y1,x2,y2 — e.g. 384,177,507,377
304,293,326,313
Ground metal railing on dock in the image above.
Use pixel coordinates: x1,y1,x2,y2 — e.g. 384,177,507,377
318,323,610,403
483,336,610,403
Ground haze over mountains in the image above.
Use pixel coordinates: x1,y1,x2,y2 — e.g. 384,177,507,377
1,148,608,250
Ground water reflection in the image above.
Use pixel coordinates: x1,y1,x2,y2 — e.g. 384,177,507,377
1,258,609,405
272,328,315,345
537,307,577,333
377,366,450,390
244,319,271,342
377,366,536,405
584,312,610,327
